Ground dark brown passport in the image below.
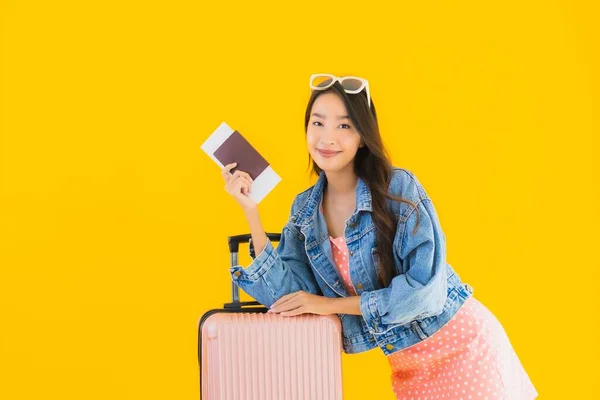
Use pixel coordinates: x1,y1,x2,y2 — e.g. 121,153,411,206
212,130,269,180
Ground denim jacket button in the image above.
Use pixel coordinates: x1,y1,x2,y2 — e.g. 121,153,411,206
386,344,394,350
349,221,356,228
233,271,241,278
356,283,363,289
349,251,354,256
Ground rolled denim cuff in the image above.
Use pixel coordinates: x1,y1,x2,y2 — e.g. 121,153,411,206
229,237,276,282
360,291,383,334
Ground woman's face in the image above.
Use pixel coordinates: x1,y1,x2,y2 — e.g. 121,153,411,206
306,92,364,173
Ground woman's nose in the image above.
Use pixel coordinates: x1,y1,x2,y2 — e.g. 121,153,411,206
320,129,336,144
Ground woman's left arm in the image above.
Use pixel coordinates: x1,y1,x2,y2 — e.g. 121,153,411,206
359,197,448,334
268,291,362,316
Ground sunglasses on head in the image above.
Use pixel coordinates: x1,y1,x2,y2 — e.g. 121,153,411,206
309,73,371,108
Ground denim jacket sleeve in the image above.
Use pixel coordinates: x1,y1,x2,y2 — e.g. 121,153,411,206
359,196,448,334
229,199,322,308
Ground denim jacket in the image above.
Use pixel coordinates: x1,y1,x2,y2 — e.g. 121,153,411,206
229,167,474,355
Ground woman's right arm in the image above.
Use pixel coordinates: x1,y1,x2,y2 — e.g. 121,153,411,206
221,163,320,308
244,207,268,256
229,200,321,308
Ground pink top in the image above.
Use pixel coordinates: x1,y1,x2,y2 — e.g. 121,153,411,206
320,203,357,295
328,236,357,296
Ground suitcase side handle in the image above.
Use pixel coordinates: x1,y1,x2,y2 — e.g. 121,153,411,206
227,232,281,306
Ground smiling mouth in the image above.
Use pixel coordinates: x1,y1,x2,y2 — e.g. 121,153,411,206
317,149,341,156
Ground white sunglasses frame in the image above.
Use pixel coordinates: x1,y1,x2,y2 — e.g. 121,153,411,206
309,73,371,108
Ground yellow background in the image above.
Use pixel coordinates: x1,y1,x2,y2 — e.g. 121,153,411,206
1,0,598,398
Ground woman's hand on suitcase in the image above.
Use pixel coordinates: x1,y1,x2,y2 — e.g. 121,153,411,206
267,290,333,317
221,162,257,212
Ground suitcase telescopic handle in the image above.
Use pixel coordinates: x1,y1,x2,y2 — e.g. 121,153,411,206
227,233,281,253
226,233,281,309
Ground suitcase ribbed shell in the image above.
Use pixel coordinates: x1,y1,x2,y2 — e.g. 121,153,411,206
200,312,343,400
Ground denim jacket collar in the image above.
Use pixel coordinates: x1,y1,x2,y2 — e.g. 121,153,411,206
290,170,373,228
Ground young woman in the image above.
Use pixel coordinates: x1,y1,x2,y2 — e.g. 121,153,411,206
221,73,538,400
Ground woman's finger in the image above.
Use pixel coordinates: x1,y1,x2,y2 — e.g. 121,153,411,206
227,176,245,193
271,293,294,309
271,292,301,311
221,163,238,181
277,299,300,312
225,173,250,191
231,169,254,183
281,306,306,317
239,177,252,194
273,299,297,312
271,292,294,309
230,176,252,195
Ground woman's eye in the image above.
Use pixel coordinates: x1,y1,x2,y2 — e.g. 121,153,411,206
311,121,351,129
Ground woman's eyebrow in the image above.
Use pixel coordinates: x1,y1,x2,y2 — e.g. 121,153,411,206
311,112,350,120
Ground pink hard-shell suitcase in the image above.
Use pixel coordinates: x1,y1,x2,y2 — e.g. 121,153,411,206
198,233,344,400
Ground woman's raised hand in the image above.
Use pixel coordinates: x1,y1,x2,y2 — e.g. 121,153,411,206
221,162,257,212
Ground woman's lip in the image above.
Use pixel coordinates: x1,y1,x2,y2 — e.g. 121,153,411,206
317,149,341,156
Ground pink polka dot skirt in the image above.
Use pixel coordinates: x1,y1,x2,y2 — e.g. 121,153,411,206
328,235,538,400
